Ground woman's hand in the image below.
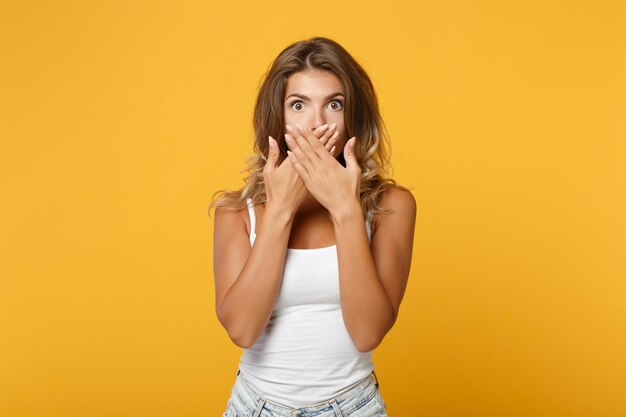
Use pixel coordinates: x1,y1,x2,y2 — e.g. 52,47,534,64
263,127,338,216
284,123,361,217
263,136,308,216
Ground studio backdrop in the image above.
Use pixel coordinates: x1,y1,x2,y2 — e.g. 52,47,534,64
1,1,625,416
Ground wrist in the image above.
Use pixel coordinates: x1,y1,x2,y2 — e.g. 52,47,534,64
264,201,296,225
330,199,362,226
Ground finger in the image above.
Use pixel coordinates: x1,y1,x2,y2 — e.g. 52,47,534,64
287,150,311,181
313,124,329,140
285,133,314,173
295,123,326,161
286,124,302,140
264,136,279,171
324,130,340,152
318,123,337,145
343,137,360,172
287,124,321,165
307,124,338,157
318,123,337,147
289,123,329,143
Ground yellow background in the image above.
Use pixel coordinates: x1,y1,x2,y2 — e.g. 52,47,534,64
1,1,625,416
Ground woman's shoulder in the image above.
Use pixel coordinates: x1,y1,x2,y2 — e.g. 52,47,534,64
213,201,253,237
371,184,416,233
378,183,415,209
215,197,267,239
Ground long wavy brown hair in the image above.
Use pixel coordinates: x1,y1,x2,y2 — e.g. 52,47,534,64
208,36,401,216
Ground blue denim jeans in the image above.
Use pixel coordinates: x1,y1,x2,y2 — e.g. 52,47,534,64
222,369,388,417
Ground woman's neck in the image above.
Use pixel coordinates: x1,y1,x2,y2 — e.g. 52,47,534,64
298,191,326,213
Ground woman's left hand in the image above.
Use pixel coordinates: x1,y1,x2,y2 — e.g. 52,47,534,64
285,123,361,217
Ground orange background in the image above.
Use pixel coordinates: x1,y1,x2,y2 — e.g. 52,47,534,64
1,1,625,416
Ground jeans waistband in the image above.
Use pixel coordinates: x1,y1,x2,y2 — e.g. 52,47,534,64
234,369,380,415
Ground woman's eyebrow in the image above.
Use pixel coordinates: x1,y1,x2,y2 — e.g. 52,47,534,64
285,92,344,101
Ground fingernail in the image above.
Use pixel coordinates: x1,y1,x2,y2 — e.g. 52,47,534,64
330,123,337,130
319,124,329,132
295,123,304,132
284,133,293,143
286,125,295,133
331,131,339,140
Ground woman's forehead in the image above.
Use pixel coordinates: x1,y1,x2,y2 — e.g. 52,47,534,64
285,69,344,96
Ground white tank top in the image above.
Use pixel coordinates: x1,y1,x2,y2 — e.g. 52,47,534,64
238,197,375,408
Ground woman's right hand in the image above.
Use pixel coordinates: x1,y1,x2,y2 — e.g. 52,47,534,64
263,135,307,216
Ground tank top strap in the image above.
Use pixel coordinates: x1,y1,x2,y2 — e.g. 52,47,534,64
365,210,374,244
245,197,256,246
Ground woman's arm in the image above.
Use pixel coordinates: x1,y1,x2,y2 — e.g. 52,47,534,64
213,203,294,348
214,138,302,349
214,132,339,348
287,125,416,352
331,185,417,352
284,126,417,352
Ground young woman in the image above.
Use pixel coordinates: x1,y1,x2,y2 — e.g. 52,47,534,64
210,37,416,417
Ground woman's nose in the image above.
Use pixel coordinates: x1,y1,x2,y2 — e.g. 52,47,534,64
311,123,327,133
309,113,326,132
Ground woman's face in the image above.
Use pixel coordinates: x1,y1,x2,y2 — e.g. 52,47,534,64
284,69,347,158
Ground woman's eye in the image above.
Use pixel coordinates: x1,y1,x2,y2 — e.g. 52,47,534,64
289,100,344,111
329,100,344,110
291,101,304,111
